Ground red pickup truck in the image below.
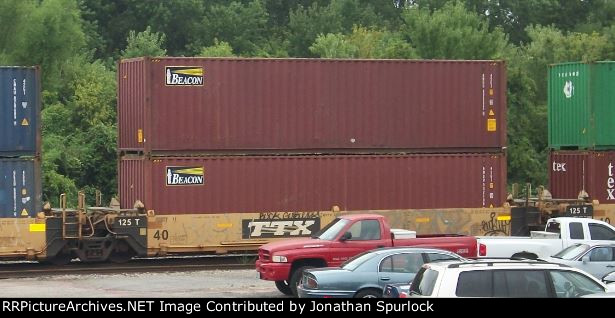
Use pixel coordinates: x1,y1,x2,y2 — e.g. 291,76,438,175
255,214,478,296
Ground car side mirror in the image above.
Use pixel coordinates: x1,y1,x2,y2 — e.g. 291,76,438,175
602,271,615,284
582,255,590,263
340,232,352,242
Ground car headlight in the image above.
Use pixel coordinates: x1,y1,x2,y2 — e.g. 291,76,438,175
272,255,288,263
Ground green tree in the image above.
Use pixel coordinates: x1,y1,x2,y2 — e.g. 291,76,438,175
309,33,357,58
288,2,343,56
288,0,384,57
6,0,86,92
263,0,329,29
581,0,615,33
42,134,82,207
347,26,417,58
400,2,508,59
40,55,118,206
199,39,236,57
523,25,612,103
196,0,269,56
121,26,167,58
406,0,599,44
310,27,417,58
74,123,118,205
82,0,210,57
504,47,547,185
41,102,73,136
0,1,35,61
147,0,205,56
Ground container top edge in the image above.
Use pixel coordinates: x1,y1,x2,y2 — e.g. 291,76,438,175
119,56,506,64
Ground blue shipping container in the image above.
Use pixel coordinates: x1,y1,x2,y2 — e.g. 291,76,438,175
0,66,41,156
0,158,41,217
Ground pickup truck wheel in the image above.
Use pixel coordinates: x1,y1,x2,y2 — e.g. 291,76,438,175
290,266,314,297
275,281,293,295
355,288,381,298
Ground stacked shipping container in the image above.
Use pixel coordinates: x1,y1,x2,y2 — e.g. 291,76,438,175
548,62,615,200
118,57,507,214
0,67,42,217
549,151,615,202
549,62,615,150
119,153,506,214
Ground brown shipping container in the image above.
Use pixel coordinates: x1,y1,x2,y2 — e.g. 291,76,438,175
119,153,506,214
118,58,506,153
550,151,615,203
549,151,591,200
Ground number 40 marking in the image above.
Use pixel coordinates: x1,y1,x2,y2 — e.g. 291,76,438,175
153,230,169,240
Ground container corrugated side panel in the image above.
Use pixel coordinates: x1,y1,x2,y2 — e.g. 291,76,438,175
0,67,41,156
119,156,146,209
593,62,615,149
548,63,591,149
120,153,506,213
120,58,506,152
549,151,592,199
118,58,147,151
0,158,41,217
494,61,508,149
589,151,615,203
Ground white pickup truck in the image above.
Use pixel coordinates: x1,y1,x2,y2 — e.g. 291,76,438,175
477,217,615,259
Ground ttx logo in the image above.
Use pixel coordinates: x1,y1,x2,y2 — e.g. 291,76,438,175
242,219,320,238
249,220,315,236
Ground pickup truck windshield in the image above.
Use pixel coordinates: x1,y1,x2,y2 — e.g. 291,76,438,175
311,218,350,240
552,244,589,260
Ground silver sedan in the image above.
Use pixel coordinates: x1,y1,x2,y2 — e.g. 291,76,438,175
297,247,464,298
547,243,615,279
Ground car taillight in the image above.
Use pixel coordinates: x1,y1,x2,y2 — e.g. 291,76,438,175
305,276,318,289
400,292,408,298
479,243,487,256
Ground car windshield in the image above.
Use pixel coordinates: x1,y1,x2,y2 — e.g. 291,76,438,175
552,244,589,260
311,218,349,241
341,250,376,271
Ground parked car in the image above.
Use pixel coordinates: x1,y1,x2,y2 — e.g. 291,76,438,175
547,243,615,279
296,247,464,298
407,259,612,298
603,271,615,289
581,291,615,298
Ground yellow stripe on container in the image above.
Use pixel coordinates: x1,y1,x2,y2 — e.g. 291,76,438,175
415,217,431,223
29,224,46,232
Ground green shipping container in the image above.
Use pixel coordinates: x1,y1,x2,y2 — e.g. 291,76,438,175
549,62,615,150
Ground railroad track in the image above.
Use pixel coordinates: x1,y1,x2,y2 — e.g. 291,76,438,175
0,255,256,279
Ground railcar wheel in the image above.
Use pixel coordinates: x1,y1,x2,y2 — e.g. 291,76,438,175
47,252,73,266
109,242,135,263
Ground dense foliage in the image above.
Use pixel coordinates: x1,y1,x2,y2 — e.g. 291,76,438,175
2,0,614,206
